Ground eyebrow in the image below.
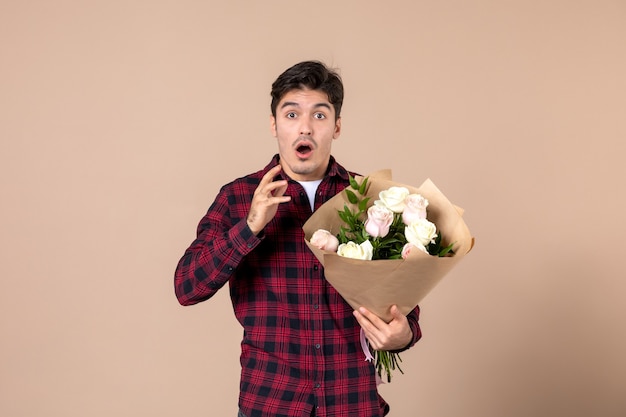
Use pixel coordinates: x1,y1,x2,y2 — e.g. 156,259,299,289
280,102,332,111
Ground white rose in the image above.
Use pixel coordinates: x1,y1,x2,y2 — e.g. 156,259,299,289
405,218,438,247
310,229,339,252
378,186,410,213
337,240,374,260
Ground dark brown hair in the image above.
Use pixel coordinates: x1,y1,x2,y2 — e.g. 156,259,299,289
270,61,344,120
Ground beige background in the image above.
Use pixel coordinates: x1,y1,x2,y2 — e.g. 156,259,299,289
1,1,625,416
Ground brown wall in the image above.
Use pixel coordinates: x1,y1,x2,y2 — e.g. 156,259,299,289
1,1,625,416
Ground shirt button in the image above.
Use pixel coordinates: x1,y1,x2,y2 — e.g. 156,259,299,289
313,304,319,310
315,343,321,349
314,383,321,388
313,265,319,271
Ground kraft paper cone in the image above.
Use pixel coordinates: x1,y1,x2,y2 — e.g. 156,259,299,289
303,170,474,322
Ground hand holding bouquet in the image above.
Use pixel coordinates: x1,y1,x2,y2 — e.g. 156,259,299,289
303,170,474,382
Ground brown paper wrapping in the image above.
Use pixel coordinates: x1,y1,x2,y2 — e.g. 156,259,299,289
303,170,475,322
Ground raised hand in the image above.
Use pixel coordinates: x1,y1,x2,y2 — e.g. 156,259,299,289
246,165,292,235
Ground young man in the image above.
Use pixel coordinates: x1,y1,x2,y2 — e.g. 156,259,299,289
174,61,422,417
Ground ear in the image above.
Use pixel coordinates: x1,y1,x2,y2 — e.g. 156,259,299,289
270,114,277,137
333,117,342,139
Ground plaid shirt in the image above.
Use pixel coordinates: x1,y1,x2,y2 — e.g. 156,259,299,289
175,155,422,417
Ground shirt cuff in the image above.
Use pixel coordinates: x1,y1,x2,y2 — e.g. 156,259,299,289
229,218,263,256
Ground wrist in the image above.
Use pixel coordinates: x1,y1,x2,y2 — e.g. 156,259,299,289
246,218,260,235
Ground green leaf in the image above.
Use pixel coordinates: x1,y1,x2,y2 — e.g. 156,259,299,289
349,174,359,190
358,176,369,195
438,242,456,257
338,210,351,224
338,228,348,244
343,205,355,220
345,189,359,204
358,197,370,212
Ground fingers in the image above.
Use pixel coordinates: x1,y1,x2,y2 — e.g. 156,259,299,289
354,307,384,327
354,305,412,351
259,164,283,188
257,165,289,199
247,165,291,235
353,307,384,349
257,175,291,208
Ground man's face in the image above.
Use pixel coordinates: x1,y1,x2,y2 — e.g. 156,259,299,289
270,88,341,181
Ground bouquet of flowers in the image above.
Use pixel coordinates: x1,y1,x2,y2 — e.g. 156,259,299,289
303,170,474,382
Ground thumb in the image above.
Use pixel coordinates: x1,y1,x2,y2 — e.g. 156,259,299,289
390,305,405,321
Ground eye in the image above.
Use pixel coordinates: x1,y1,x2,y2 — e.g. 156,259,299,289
313,113,326,120
286,112,297,119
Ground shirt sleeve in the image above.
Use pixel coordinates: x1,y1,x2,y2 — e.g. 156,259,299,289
174,186,261,306
391,305,422,353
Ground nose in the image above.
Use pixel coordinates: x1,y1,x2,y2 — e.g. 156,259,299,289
299,119,312,135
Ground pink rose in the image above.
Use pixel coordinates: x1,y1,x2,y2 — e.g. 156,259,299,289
364,205,394,238
402,194,429,225
401,242,427,259
310,229,339,252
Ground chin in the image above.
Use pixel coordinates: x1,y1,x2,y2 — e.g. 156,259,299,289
293,162,317,174
289,164,321,179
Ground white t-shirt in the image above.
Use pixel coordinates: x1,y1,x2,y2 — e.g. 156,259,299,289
297,179,322,211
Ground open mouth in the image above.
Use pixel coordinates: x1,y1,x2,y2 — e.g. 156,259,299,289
296,143,313,157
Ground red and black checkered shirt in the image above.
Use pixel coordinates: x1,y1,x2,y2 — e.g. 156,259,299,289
175,155,422,417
